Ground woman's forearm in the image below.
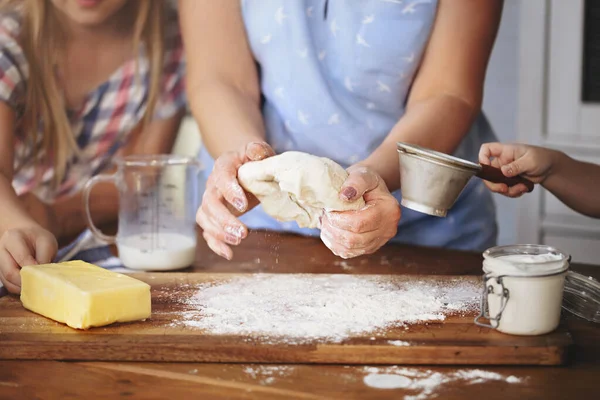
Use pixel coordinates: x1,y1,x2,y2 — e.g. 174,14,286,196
360,94,476,192
188,82,266,158
543,152,600,218
358,0,501,192
179,0,264,158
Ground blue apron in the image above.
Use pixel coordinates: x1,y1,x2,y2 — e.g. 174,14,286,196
198,0,498,251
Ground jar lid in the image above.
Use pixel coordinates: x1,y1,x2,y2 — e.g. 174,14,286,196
563,271,600,323
482,244,570,277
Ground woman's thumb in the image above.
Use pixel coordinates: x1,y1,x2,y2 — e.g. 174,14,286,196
339,167,378,202
245,142,275,162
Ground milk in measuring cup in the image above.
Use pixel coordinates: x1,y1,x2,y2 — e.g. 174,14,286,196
83,154,202,271
118,233,196,271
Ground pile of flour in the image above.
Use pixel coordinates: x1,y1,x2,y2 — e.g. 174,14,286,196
173,274,479,343
361,366,524,399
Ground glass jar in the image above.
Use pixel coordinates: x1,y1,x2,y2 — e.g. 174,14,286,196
474,244,570,335
563,271,600,323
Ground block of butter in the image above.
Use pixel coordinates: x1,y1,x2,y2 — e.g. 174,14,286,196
20,260,151,329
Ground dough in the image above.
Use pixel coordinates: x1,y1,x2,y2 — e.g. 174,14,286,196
237,151,365,228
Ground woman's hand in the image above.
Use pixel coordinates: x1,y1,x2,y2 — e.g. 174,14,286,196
0,224,57,294
197,141,275,259
320,166,401,259
479,143,558,198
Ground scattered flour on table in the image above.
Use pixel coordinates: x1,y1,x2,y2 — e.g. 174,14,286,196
336,261,353,271
388,340,411,346
361,366,525,399
171,274,479,344
243,365,295,385
364,374,413,389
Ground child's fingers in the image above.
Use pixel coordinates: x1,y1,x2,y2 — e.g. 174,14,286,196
483,180,508,195
500,147,540,178
489,157,504,169
479,142,506,164
34,234,57,264
506,184,530,198
501,159,527,178
1,278,20,294
4,231,37,268
0,250,21,292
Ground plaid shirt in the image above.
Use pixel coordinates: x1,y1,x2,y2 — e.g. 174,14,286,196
0,9,186,202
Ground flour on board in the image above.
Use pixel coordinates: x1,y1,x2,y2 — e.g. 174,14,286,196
170,274,479,344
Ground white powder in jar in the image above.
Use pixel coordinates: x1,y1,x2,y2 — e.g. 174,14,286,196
498,254,563,263
482,249,570,335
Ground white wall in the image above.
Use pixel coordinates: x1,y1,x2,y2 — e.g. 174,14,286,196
482,0,522,245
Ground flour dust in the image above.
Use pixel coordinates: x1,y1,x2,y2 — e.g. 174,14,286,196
168,274,479,344
361,366,525,399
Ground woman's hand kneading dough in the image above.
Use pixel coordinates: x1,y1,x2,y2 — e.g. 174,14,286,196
196,142,275,260
320,166,401,259
201,150,400,260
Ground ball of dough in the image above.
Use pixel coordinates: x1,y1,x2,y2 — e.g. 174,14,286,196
237,151,366,228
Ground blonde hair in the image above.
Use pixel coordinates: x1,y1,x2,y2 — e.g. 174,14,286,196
1,0,165,187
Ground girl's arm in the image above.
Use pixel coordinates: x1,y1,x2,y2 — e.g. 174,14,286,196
0,105,183,293
358,0,504,191
0,103,47,234
479,143,600,218
542,153,600,218
0,102,57,293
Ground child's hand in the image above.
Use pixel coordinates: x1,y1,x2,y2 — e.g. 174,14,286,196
479,143,557,197
0,225,57,294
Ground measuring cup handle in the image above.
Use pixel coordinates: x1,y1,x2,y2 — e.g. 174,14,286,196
82,174,117,244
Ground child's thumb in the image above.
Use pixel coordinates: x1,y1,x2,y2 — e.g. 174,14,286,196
501,159,528,177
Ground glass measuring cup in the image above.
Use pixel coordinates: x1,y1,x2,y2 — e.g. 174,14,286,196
83,155,203,271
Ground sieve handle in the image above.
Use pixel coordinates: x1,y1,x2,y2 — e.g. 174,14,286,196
477,164,535,192
82,174,118,244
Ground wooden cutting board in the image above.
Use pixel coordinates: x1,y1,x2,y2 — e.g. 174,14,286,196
0,273,572,365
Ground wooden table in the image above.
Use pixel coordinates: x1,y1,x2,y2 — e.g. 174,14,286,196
1,231,598,399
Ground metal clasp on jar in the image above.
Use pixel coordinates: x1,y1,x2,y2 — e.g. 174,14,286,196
474,274,510,329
